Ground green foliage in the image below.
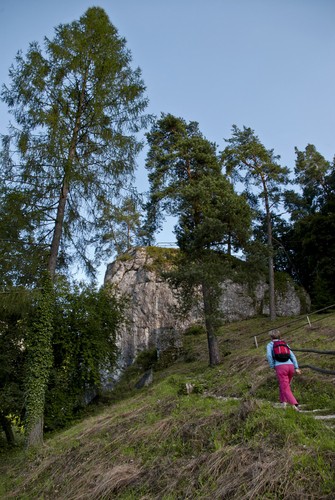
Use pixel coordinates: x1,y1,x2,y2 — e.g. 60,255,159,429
285,144,333,219
103,195,145,255
43,281,126,431
1,6,151,280
184,323,206,336
145,114,252,365
222,125,289,196
132,349,158,372
25,275,55,445
0,278,126,439
282,146,335,307
0,288,33,423
0,188,48,288
145,246,179,270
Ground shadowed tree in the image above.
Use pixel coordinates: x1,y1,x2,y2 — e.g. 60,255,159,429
1,7,150,447
145,114,251,365
0,289,32,446
222,125,289,321
283,145,335,307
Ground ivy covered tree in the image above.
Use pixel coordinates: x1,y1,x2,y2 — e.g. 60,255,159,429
24,275,54,448
222,126,289,320
0,282,125,444
145,114,251,365
0,7,150,447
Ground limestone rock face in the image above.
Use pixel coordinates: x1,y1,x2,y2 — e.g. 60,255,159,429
104,247,309,373
219,279,306,321
104,248,188,377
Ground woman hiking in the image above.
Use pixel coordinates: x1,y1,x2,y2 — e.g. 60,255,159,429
266,329,302,410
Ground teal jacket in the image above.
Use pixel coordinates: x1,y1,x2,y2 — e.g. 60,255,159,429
266,339,299,370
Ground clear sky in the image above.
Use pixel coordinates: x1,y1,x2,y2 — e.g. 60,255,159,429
1,0,334,255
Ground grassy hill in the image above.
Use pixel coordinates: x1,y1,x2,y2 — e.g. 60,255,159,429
1,313,335,499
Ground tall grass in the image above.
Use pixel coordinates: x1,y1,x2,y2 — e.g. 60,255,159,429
1,315,334,499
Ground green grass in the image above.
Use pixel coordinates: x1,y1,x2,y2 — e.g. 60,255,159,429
0,314,334,499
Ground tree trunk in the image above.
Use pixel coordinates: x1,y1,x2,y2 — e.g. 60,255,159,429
47,68,87,279
0,414,16,446
25,79,87,449
24,276,55,448
267,219,276,321
268,250,276,321
25,417,44,449
263,185,276,321
47,180,69,278
202,282,220,366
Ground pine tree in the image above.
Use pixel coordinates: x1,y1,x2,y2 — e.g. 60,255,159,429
222,126,289,321
145,114,251,365
283,145,335,306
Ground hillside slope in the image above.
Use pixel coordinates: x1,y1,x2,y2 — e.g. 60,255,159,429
1,314,335,499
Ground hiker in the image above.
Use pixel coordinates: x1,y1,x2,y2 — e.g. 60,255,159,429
266,329,302,410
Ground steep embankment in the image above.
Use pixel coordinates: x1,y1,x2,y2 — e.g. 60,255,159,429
1,315,335,499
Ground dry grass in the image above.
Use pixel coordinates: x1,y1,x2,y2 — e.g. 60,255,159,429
2,314,335,499
4,396,334,500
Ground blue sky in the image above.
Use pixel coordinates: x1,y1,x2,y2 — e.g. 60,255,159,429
1,0,334,258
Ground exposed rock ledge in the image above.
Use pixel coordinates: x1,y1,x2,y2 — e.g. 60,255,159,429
104,247,309,380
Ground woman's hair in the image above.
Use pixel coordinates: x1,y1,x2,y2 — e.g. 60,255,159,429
269,329,281,339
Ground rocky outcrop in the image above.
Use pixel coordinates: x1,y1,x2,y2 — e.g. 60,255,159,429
104,248,186,382
219,279,306,322
104,247,309,375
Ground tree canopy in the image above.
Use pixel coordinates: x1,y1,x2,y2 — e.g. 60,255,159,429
1,6,151,282
0,6,150,447
145,114,251,365
222,125,289,320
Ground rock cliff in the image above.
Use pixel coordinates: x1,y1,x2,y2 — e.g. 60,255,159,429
104,247,309,377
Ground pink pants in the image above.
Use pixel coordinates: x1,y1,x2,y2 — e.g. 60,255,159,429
275,364,298,405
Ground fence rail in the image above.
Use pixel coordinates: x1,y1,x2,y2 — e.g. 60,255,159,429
293,348,335,355
299,364,335,375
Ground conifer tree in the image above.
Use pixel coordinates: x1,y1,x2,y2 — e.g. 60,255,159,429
1,7,150,446
283,145,335,306
145,114,251,365
222,126,289,321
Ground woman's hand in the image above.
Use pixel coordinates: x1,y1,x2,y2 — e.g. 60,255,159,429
296,368,302,375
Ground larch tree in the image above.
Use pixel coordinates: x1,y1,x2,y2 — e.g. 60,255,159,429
145,114,251,366
222,125,289,321
1,7,150,447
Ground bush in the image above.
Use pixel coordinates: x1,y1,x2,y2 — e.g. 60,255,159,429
184,324,206,336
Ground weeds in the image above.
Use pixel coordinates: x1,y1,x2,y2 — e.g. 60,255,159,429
1,315,335,499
